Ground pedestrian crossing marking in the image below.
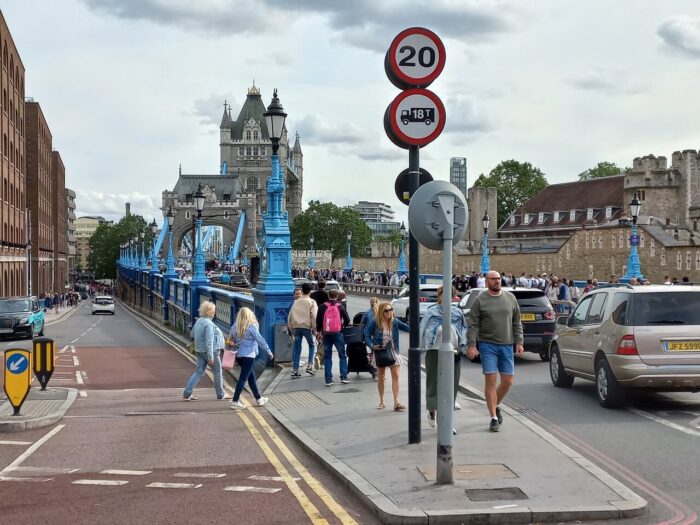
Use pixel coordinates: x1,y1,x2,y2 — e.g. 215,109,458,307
101,469,151,476
0,440,32,446
173,472,226,478
73,479,129,486
224,485,281,493
248,475,300,482
0,476,52,482
146,482,203,489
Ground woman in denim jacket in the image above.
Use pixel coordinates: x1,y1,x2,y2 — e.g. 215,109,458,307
182,301,226,400
228,307,274,410
364,302,409,411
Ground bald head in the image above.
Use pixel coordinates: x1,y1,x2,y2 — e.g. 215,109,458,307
486,271,502,294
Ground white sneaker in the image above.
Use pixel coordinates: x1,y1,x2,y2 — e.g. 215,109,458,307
256,397,269,406
230,400,247,410
454,401,461,410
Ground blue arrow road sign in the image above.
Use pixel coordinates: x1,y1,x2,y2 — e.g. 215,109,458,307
7,354,29,374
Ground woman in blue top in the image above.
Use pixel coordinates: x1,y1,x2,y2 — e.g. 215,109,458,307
228,307,273,410
182,301,227,401
364,302,409,411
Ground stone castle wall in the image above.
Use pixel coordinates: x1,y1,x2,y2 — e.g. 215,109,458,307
334,226,700,283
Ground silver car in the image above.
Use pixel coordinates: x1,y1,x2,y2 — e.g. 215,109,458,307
92,296,115,315
390,284,440,321
549,284,700,408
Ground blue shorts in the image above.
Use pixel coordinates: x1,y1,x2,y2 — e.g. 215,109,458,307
479,342,514,375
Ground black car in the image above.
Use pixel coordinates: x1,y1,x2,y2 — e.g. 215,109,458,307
459,287,556,361
0,296,46,339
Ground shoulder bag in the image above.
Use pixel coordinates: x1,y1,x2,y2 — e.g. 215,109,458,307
374,340,396,368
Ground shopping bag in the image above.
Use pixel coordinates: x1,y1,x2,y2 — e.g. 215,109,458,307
222,350,237,370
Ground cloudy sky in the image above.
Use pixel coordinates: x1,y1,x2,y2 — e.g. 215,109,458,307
3,1,700,225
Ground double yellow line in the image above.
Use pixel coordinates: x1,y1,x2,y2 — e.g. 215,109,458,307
123,303,357,524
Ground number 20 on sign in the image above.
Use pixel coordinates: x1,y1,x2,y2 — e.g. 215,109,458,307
385,27,446,89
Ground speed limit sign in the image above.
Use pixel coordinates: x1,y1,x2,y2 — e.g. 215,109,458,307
385,27,446,89
384,88,446,148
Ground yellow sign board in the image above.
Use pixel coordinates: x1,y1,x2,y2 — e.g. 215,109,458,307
4,349,31,415
33,337,55,390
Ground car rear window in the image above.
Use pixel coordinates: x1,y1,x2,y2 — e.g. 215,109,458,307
629,292,700,326
511,290,550,308
96,299,113,305
419,290,438,301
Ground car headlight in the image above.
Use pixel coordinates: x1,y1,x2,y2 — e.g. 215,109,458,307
19,317,29,324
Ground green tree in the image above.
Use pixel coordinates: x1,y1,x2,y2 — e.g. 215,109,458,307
290,201,372,260
577,161,629,181
473,160,548,226
88,215,151,279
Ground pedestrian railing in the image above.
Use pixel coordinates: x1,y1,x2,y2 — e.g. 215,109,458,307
343,282,401,297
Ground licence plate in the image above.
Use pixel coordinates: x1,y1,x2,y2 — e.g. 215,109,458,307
521,313,536,321
0,328,13,333
665,341,700,352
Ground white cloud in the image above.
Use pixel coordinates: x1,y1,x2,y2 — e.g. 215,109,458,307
566,68,647,95
443,96,494,135
295,114,365,145
191,94,241,129
76,190,162,224
658,15,700,58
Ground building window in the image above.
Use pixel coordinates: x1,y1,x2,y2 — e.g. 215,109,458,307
509,215,516,226
185,210,191,219
185,193,192,202
246,176,258,191
245,146,250,156
523,213,530,224
538,212,544,224
253,131,258,140
553,211,560,222
639,190,645,201
223,194,230,202
245,130,251,141
605,207,612,219
570,210,576,222
587,208,594,220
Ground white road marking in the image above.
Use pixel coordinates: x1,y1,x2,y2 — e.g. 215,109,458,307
72,356,80,366
91,323,97,328
173,473,226,478
12,466,79,474
630,408,700,437
69,338,78,344
59,345,69,354
73,479,129,486
493,504,518,509
0,441,32,446
101,469,152,476
55,365,77,368
82,371,88,381
224,486,281,493
248,475,300,482
79,390,87,398
75,371,84,385
0,476,53,482
146,482,203,489
70,346,76,354
80,332,88,337
0,425,66,476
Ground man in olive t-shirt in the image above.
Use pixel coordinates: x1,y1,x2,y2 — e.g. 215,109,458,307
467,270,524,432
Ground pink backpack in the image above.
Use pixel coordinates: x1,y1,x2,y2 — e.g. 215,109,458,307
323,302,342,334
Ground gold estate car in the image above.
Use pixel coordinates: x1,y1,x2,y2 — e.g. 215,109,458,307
549,284,700,408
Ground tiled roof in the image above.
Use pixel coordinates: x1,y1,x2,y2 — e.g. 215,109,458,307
500,176,625,233
172,175,238,198
230,91,270,141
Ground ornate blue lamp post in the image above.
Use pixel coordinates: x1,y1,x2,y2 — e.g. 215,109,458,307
131,236,138,267
252,88,294,357
164,206,177,278
624,192,644,280
242,244,249,267
480,210,490,275
140,230,148,270
191,183,208,283
346,231,352,272
149,218,158,271
398,221,407,274
309,235,315,269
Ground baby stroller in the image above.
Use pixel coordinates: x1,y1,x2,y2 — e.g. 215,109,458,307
344,312,376,378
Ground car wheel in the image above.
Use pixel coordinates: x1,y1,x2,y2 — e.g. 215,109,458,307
539,349,550,361
595,358,625,408
549,345,574,388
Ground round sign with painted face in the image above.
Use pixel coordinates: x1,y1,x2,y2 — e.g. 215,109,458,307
386,89,446,147
386,27,446,89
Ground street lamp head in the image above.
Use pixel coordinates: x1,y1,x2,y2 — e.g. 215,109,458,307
310,235,314,245
166,206,175,227
150,218,158,235
140,230,145,239
400,221,406,238
347,232,352,242
482,210,490,232
194,183,206,214
629,192,641,221
263,88,287,147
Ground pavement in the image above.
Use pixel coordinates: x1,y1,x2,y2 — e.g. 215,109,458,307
0,301,649,523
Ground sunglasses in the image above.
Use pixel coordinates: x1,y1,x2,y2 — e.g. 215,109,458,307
384,308,393,313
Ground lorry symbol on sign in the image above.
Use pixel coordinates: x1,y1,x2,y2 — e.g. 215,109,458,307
401,107,434,126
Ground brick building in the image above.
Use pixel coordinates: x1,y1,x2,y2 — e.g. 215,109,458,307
51,150,67,289
0,12,27,297
66,187,76,281
25,101,55,295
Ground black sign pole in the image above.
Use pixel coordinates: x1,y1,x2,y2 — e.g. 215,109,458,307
408,145,421,445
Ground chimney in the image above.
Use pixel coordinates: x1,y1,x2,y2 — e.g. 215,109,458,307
125,202,131,217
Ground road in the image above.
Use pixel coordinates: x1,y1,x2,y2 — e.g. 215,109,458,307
346,294,699,525
0,300,379,525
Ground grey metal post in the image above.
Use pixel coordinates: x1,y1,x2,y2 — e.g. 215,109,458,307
408,145,421,444
436,193,455,484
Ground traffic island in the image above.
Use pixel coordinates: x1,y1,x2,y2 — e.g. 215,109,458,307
0,388,77,432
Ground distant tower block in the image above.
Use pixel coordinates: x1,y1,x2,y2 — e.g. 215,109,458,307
450,157,467,201
125,202,131,217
